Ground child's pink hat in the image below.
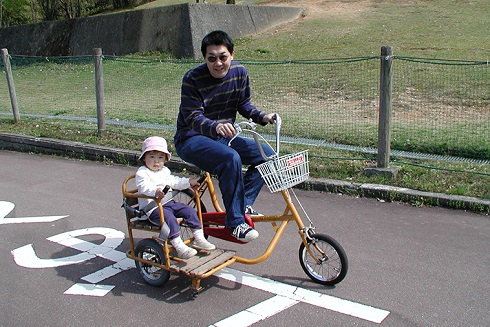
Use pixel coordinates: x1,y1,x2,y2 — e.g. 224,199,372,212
139,136,171,161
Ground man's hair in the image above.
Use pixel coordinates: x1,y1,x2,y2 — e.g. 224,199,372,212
201,30,234,57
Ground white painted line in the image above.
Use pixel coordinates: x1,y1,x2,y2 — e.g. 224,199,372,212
64,283,114,296
0,215,68,224
11,227,126,269
210,295,299,327
11,243,95,268
295,287,388,324
214,268,390,324
81,258,134,284
1,200,67,224
0,201,14,218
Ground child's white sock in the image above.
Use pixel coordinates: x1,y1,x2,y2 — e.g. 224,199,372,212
170,236,186,251
191,229,216,251
193,228,206,241
170,236,197,259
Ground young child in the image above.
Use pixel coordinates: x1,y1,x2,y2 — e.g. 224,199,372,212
135,136,215,259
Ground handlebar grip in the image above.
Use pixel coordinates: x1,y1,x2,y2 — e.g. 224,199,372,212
197,174,207,184
271,113,277,124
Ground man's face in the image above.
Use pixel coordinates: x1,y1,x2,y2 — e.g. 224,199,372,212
204,45,234,79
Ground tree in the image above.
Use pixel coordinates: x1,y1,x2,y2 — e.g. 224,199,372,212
1,0,32,26
0,0,153,26
37,0,59,21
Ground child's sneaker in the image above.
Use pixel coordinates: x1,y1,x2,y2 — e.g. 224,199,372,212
176,245,197,259
231,223,259,242
191,238,216,251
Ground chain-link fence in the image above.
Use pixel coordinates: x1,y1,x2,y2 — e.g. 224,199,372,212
1,53,489,161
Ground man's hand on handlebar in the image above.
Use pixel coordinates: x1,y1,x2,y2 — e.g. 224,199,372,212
216,122,236,138
218,113,277,138
262,113,278,124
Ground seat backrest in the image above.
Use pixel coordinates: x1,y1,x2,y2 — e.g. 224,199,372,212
122,197,140,220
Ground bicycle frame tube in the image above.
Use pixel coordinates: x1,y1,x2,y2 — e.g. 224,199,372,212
193,182,310,265
196,173,223,212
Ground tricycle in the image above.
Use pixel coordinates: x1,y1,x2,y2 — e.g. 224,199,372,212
121,115,348,296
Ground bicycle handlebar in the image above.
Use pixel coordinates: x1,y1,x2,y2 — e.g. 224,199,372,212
229,114,282,161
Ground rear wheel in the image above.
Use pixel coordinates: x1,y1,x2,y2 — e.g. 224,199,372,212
171,188,207,212
135,238,170,287
299,233,348,285
171,189,207,240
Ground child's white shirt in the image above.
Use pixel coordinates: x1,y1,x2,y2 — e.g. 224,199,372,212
135,165,191,219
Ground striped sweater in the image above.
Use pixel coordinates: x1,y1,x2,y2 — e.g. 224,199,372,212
174,61,267,144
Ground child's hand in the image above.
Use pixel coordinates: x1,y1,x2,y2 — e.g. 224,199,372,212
189,178,200,187
155,187,164,198
155,185,170,198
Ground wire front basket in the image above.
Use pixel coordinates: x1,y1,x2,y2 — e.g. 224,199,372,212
257,150,309,193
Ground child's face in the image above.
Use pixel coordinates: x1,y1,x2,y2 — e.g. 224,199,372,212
143,150,167,172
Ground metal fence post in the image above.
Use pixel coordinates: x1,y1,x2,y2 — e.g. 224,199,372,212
1,48,20,123
93,48,105,137
364,46,400,178
377,46,393,168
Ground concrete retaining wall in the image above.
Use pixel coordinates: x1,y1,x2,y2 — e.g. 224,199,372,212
0,4,303,59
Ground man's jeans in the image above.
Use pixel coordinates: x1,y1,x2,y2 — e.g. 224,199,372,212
175,135,274,227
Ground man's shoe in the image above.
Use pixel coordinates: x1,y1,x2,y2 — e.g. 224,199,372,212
231,223,259,242
191,238,216,251
245,205,264,217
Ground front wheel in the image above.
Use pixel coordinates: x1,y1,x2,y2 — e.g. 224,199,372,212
299,233,348,285
135,238,170,287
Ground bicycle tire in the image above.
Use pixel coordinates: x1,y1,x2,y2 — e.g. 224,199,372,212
171,188,207,240
134,238,170,287
299,233,348,285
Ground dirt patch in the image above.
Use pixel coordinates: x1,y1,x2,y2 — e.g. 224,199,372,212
261,0,372,20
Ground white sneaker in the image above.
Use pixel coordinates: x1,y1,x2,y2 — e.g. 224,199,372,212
176,245,197,259
191,238,216,251
231,223,259,243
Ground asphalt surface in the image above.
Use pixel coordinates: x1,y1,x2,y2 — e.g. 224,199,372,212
1,148,489,327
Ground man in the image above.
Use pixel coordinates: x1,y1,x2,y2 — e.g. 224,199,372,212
174,30,276,243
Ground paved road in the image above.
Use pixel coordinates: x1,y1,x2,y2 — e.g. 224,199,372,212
1,150,489,327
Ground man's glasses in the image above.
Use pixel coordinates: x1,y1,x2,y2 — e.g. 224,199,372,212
207,55,229,63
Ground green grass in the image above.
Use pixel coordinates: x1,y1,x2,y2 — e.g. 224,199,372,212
233,0,490,61
5,55,486,159
1,117,489,203
0,0,489,209
117,0,490,61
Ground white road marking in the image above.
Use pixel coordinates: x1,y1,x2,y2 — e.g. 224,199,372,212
213,268,390,324
11,227,133,295
0,201,67,224
11,227,126,268
64,283,115,296
11,243,95,268
81,257,134,284
210,295,299,327
8,218,390,324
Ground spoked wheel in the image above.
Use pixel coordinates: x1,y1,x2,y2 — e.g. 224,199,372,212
299,233,348,285
172,189,207,240
135,238,170,287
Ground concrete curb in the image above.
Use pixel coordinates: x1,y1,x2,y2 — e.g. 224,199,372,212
1,132,488,214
